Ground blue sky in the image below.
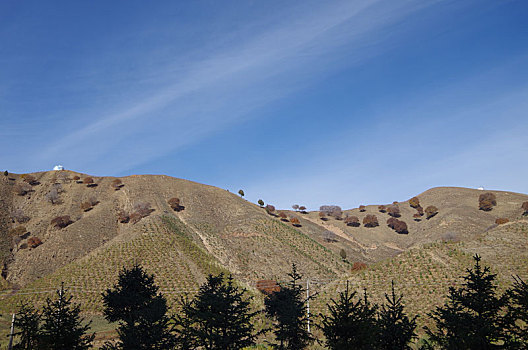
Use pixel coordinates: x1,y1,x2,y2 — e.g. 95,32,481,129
1,0,527,209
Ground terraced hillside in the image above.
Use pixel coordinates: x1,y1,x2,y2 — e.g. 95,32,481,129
0,170,526,315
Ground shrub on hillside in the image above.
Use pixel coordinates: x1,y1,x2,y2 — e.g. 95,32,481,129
290,217,301,227
168,197,183,211
323,231,339,242
320,205,342,218
111,178,123,190
292,204,299,211
319,211,328,221
51,215,73,229
409,197,420,208
265,205,276,215
425,205,438,219
359,205,366,212
13,183,32,196
19,243,28,250
363,214,379,228
416,205,424,216
387,205,401,218
393,220,408,234
129,212,143,224
45,187,60,204
299,206,307,214
339,249,347,260
522,201,528,215
413,213,422,222
344,215,360,227
128,202,153,223
278,212,289,221
83,177,94,184
22,174,38,185
258,199,264,207
80,201,93,212
479,192,497,211
256,280,280,295
351,262,367,272
378,205,386,213
495,218,509,225
11,209,30,223
387,217,398,229
27,237,42,248
117,210,130,223
3,170,7,176
9,226,27,237
72,175,80,181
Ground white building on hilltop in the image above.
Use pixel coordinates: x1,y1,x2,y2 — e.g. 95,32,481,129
53,165,64,171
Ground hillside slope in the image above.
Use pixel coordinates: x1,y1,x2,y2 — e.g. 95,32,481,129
0,170,526,312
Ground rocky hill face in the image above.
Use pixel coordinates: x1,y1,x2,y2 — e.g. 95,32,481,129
0,170,527,312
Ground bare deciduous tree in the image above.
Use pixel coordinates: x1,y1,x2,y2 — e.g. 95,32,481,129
344,215,360,227
387,205,401,218
363,214,379,228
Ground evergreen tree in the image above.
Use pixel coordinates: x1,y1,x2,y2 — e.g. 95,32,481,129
12,302,41,350
425,254,510,349
506,276,528,348
319,283,377,350
174,273,261,349
377,281,417,350
265,264,313,349
39,284,94,350
102,265,175,350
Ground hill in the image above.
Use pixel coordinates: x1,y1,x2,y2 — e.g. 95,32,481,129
0,170,527,316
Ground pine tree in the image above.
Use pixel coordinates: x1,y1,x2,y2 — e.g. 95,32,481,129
174,273,261,349
265,264,313,349
102,265,175,350
319,283,377,350
39,284,94,350
506,276,528,348
425,254,510,349
12,302,41,350
377,281,417,350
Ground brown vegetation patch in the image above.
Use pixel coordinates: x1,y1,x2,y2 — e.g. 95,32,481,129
363,214,379,228
51,215,73,229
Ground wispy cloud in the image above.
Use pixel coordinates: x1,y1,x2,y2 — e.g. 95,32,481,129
27,0,448,174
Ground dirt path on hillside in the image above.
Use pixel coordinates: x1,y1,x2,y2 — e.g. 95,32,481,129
302,216,378,251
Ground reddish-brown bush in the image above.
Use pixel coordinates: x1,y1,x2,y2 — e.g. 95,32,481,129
80,202,93,212
265,205,276,215
344,215,360,227
425,205,438,219
51,215,73,229
11,209,30,223
378,205,386,213
413,213,422,221
351,262,367,272
299,206,307,213
168,197,182,211
387,205,401,218
522,201,528,215
128,202,153,224
363,214,379,228
416,206,424,216
117,210,130,223
319,211,328,221
278,212,288,221
359,205,366,212
111,178,123,190
495,218,509,225
387,217,398,229
409,197,420,208
22,174,38,185
83,177,94,184
129,212,143,224
479,193,497,211
27,237,42,248
72,175,80,181
256,280,280,295
290,217,301,227
13,183,32,196
9,226,27,237
393,220,408,234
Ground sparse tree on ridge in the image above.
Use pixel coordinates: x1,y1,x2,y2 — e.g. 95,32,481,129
292,204,300,211
258,199,265,207
238,189,245,198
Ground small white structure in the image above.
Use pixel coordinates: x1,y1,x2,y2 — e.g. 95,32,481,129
53,165,64,171
477,186,484,191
